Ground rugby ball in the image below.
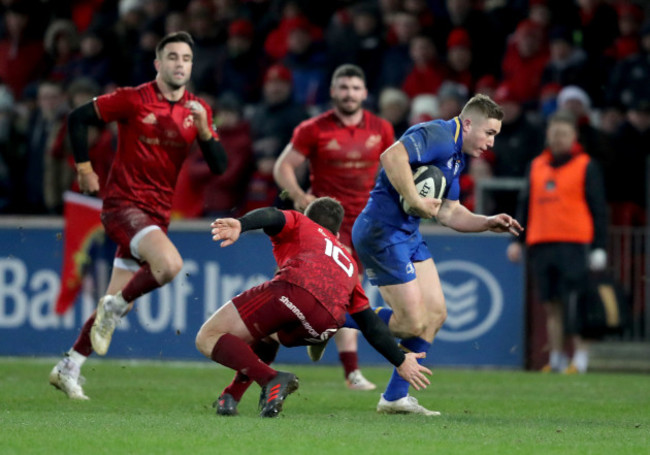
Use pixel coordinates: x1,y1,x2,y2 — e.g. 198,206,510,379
400,165,447,216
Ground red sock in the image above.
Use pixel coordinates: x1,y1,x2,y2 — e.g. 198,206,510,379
222,340,279,401
339,351,359,377
121,263,161,302
72,313,96,357
211,334,277,386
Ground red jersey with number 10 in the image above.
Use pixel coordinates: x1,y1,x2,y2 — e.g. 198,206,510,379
94,81,218,223
270,210,370,324
291,110,394,227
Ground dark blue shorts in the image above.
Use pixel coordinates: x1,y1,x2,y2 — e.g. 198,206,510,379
352,214,431,286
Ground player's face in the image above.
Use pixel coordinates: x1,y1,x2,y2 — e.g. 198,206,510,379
331,76,367,116
463,116,501,158
155,42,193,90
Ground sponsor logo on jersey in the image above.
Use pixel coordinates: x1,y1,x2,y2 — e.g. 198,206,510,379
365,134,381,149
405,262,415,275
325,139,341,150
141,113,157,124
436,260,503,342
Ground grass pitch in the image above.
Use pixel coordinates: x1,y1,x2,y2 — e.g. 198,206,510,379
1,357,648,455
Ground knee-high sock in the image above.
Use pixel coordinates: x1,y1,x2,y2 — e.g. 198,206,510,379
71,314,96,357
339,351,358,377
382,336,431,401
121,263,161,303
222,340,279,401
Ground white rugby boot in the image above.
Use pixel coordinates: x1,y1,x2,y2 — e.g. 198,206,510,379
49,357,89,400
90,293,128,356
346,369,377,391
377,394,440,416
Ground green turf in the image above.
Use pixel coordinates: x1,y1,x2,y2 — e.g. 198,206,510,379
1,358,648,455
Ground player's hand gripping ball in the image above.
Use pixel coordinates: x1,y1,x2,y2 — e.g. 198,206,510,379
400,165,447,216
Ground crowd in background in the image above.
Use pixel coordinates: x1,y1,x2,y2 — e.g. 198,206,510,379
0,0,648,227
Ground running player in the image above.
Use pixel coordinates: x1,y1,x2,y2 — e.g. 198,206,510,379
352,94,523,415
49,31,228,399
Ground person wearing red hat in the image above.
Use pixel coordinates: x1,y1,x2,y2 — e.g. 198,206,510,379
445,28,473,92
273,64,395,392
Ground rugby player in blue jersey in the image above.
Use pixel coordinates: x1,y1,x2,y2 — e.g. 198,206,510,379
351,94,523,415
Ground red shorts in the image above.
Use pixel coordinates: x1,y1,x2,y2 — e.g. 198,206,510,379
232,280,340,347
101,204,168,262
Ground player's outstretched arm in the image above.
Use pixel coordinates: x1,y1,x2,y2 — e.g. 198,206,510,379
438,199,523,236
351,307,432,390
211,207,287,247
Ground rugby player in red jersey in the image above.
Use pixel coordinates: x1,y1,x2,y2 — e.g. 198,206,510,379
196,197,431,417
273,64,395,390
49,32,228,400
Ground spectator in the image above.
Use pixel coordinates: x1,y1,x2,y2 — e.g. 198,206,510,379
606,99,650,226
378,11,421,90
0,84,17,212
185,0,223,91
501,19,549,107
378,87,411,137
264,9,323,61
44,20,82,83
281,17,329,107
490,83,544,214
173,94,254,218
607,23,650,110
507,110,608,374
556,85,608,165
409,93,439,125
605,2,644,62
402,35,447,99
474,74,498,99
445,28,473,92
17,80,67,214
0,3,46,100
326,2,385,94
540,26,588,90
436,81,468,120
206,19,265,103
67,28,115,87
246,64,309,212
44,77,114,213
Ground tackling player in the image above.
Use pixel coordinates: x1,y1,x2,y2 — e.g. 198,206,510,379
196,197,431,417
273,64,394,390
352,94,523,415
49,31,228,400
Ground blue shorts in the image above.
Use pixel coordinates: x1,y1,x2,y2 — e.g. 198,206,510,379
352,214,432,286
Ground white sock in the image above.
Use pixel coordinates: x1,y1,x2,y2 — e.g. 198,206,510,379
572,349,589,373
67,349,87,367
550,350,569,372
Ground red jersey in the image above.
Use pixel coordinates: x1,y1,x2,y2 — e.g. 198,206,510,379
291,110,394,229
270,210,370,324
94,81,218,223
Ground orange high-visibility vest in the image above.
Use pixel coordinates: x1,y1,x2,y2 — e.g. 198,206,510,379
526,150,593,246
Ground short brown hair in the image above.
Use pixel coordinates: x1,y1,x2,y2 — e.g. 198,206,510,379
156,31,194,59
548,109,577,129
331,64,365,86
460,94,504,121
304,197,345,235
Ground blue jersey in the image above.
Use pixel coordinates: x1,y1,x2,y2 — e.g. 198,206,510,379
359,117,466,235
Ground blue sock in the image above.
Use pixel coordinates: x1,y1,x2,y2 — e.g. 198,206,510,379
382,336,431,402
343,313,359,330
374,307,393,325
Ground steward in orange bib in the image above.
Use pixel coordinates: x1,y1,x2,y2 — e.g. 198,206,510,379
507,110,607,374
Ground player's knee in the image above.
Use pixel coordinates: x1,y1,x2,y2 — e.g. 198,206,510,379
401,319,427,338
195,329,210,357
429,306,447,330
155,255,183,284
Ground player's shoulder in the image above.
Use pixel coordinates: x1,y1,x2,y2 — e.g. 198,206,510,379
364,109,393,131
402,118,455,143
107,81,157,104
